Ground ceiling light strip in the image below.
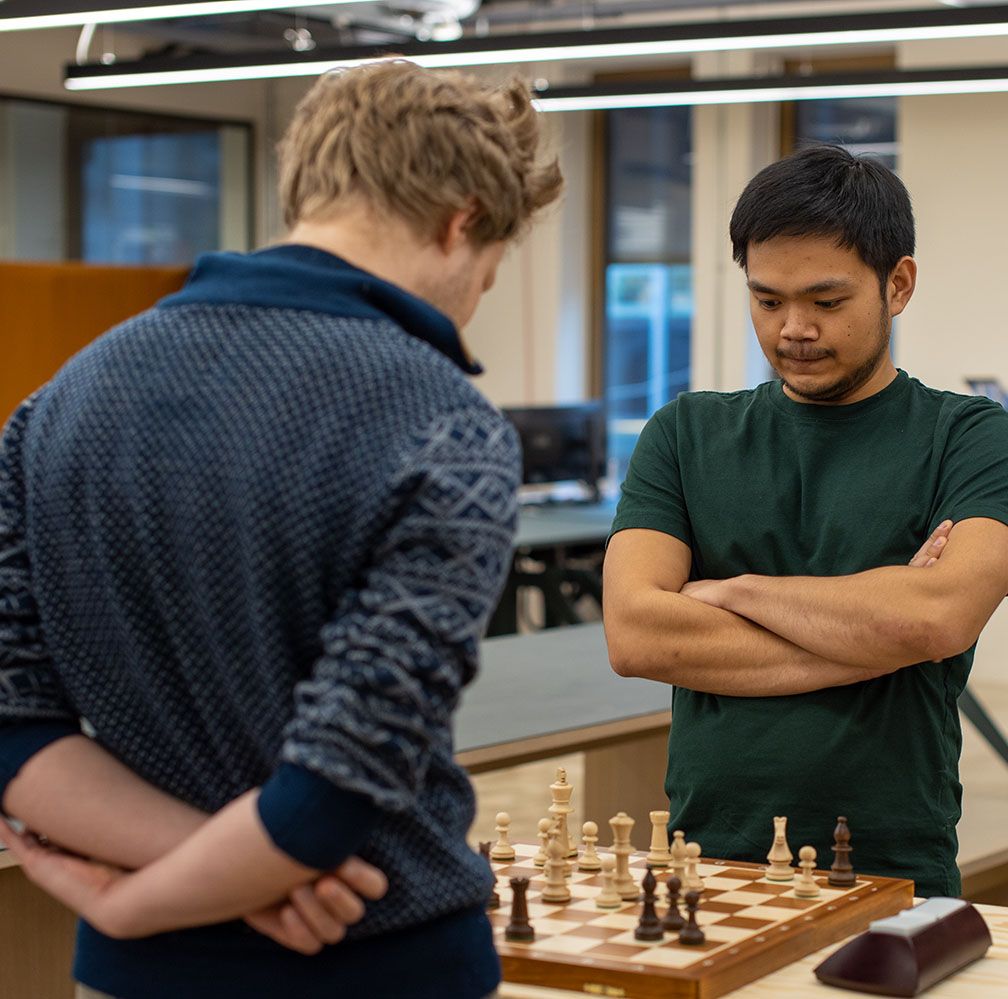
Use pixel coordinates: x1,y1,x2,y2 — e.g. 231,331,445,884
532,76,1008,113
60,5,1008,89
0,1,349,32
64,22,1008,88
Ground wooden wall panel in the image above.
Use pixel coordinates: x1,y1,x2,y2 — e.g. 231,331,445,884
0,261,188,423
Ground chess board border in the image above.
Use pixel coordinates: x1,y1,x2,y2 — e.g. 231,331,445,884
491,851,914,999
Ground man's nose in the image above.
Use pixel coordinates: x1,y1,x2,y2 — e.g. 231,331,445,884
780,308,818,340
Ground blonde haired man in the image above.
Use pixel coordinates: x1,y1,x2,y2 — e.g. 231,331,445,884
0,62,561,999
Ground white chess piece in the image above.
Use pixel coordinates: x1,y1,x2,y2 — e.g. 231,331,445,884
578,820,602,871
490,811,516,861
533,817,553,867
766,815,795,882
647,810,671,867
795,845,821,898
595,855,621,909
549,767,578,858
670,829,688,882
609,811,638,900
540,831,571,903
684,841,704,892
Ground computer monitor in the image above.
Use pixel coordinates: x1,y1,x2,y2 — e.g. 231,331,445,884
502,402,607,500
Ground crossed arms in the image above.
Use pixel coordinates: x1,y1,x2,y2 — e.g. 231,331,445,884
603,517,1008,697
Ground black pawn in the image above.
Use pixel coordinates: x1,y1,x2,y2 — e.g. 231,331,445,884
479,841,500,909
634,867,664,941
662,875,685,932
678,890,705,945
829,816,856,887
505,876,535,942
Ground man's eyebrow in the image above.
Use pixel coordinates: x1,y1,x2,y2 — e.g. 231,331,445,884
747,279,854,297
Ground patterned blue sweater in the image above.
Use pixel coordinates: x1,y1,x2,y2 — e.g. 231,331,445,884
0,245,521,999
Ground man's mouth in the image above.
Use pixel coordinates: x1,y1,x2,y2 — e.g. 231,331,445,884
778,352,831,363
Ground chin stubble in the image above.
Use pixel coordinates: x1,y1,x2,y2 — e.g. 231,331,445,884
781,309,891,403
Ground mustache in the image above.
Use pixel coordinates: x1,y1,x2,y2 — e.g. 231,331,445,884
776,347,832,361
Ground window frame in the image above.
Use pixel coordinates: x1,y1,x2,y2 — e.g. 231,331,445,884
0,90,255,263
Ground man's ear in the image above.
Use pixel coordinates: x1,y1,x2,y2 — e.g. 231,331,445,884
888,256,917,317
437,201,481,254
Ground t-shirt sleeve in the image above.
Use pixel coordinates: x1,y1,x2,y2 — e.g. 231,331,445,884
930,399,1008,531
609,402,692,549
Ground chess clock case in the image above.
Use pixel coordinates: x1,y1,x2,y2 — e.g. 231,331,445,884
814,901,993,997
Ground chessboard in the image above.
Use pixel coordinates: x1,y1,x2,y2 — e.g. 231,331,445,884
489,843,914,999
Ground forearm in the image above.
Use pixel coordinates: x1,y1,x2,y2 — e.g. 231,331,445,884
103,790,315,937
3,735,206,868
717,568,948,668
606,589,893,696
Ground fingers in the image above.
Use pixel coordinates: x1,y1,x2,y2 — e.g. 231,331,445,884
332,856,389,901
245,909,323,956
908,520,953,567
288,884,351,945
0,819,39,864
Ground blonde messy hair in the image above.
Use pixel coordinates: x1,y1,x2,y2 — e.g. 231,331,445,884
278,60,563,244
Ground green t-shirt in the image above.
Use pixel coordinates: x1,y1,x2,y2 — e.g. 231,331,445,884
610,370,1008,896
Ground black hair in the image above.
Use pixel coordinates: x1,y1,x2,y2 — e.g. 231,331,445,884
729,144,915,295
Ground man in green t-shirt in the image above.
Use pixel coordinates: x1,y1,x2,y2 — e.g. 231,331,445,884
605,144,1008,897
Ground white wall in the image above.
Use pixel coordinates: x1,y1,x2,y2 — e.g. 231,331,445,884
896,37,1008,690
690,50,780,393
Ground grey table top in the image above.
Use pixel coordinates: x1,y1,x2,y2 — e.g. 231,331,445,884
514,500,617,549
454,622,670,756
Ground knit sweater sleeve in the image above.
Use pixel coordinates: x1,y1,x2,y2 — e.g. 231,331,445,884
257,405,520,868
0,394,81,803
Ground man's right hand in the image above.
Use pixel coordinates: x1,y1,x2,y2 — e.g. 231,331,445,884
908,520,953,568
244,855,388,954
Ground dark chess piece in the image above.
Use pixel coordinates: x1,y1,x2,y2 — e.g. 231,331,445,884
634,867,664,941
678,890,705,945
829,817,856,887
505,876,535,942
479,841,500,908
662,874,685,932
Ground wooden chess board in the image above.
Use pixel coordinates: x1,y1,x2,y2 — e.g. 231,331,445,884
489,843,914,999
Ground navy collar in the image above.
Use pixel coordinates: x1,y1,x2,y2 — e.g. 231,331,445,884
159,243,483,376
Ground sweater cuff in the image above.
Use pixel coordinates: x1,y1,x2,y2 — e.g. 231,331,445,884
0,721,82,809
257,763,381,870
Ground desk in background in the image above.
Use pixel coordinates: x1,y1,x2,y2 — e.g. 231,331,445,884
457,623,669,840
489,500,616,635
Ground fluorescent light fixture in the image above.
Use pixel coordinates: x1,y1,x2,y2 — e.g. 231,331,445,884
62,5,1008,89
531,65,1008,113
109,174,215,197
0,1,349,32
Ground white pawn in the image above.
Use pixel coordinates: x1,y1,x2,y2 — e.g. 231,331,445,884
795,846,821,898
534,817,553,867
595,855,621,909
670,829,688,881
490,811,516,861
541,833,571,903
647,810,671,867
685,841,704,892
579,820,602,871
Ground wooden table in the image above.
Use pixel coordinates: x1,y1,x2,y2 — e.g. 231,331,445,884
0,850,76,999
456,623,670,841
498,901,1008,998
